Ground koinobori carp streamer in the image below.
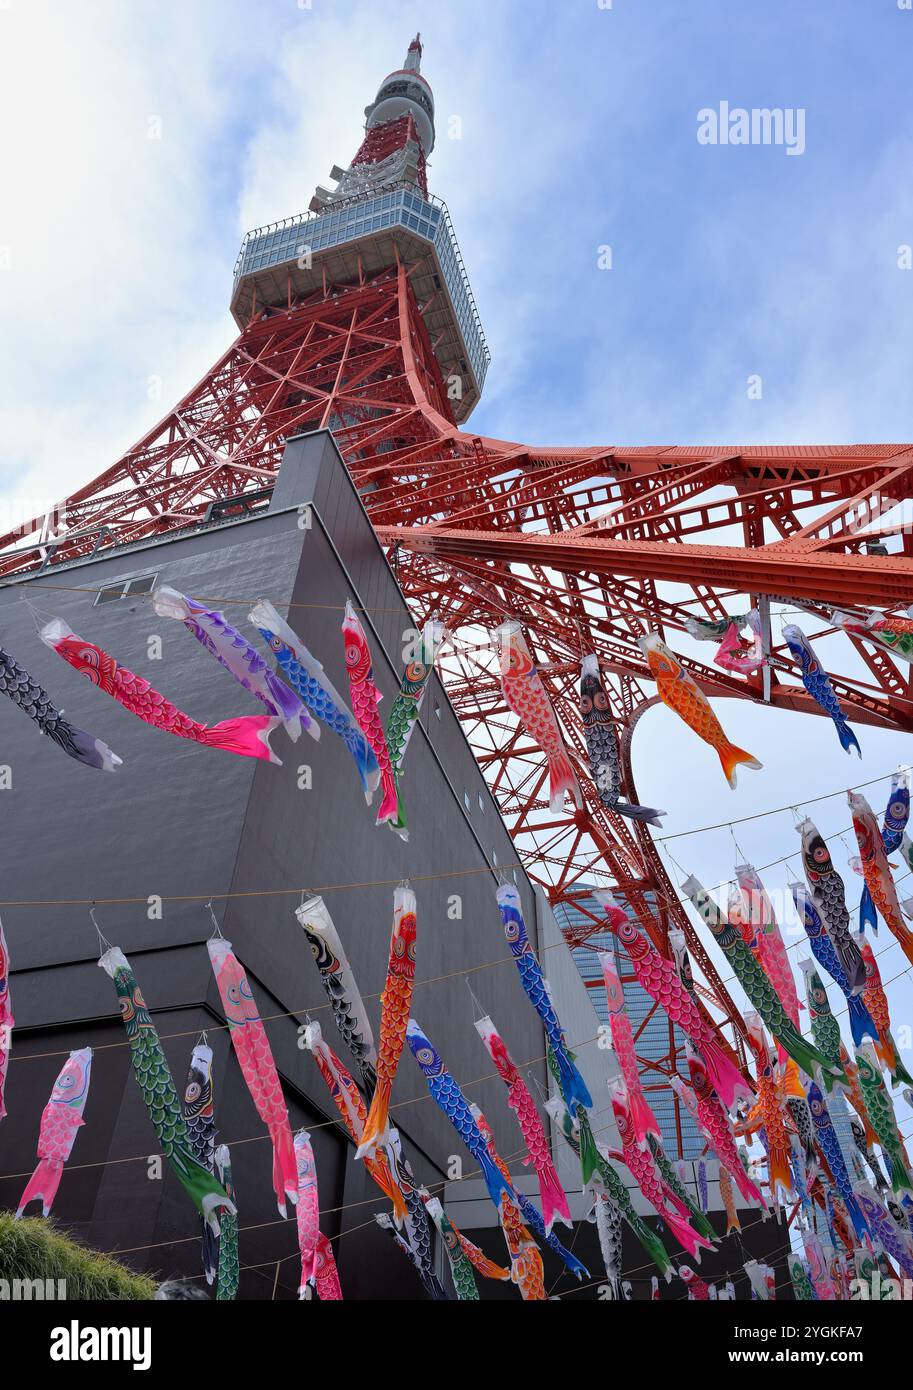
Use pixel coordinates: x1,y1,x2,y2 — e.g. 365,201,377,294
98,947,234,1234
0,919,12,1121
638,632,761,788
250,599,379,800
595,889,751,1109
42,619,282,763
16,1048,92,1219
341,601,400,830
858,770,909,936
497,882,592,1114
356,885,417,1160
181,1042,218,1283
208,937,298,1217
493,621,582,814
0,642,121,771
296,895,378,1099
152,586,313,743
578,654,664,824
474,1011,571,1234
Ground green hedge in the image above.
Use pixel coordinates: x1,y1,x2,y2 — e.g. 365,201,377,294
0,1214,157,1300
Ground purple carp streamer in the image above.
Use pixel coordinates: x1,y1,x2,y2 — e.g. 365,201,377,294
0,919,11,1120
98,946,234,1232
296,894,377,1098
0,642,121,771
152,586,312,743
208,937,298,1216
16,1048,92,1218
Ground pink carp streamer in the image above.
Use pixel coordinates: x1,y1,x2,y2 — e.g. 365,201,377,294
493,620,582,814
599,950,662,1146
474,1012,571,1234
594,889,751,1109
314,1233,343,1300
208,937,297,1216
341,601,399,831
673,1049,765,1209
609,1079,715,1262
16,1048,92,1217
0,919,12,1120
294,1130,320,1299
42,619,281,763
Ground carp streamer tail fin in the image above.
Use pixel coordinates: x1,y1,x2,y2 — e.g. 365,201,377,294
718,740,763,789
199,714,283,764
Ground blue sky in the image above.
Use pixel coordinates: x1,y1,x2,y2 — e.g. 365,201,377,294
2,1,913,1127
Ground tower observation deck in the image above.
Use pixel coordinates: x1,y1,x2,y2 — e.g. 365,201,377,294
231,35,489,417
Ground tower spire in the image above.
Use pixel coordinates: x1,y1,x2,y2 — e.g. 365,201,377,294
310,35,435,210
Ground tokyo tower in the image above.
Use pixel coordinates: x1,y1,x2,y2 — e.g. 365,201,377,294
3,35,912,1150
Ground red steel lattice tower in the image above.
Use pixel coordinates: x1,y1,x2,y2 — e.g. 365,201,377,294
4,36,913,1151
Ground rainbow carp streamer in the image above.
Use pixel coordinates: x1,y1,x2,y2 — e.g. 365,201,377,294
0,642,121,771
250,599,379,800
16,1048,92,1219
42,619,282,763
497,883,592,1114
303,1021,406,1226
152,586,312,743
208,937,298,1216
99,947,234,1234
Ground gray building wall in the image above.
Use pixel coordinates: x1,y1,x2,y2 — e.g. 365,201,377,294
0,430,555,1298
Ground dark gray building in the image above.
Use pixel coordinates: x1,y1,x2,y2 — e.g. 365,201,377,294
0,431,563,1299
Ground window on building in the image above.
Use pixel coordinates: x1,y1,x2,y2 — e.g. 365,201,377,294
433,701,442,720
478,794,485,813
492,849,498,866
463,791,471,812
94,574,158,605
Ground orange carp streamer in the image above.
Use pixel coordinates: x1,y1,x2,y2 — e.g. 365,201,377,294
356,886,417,1160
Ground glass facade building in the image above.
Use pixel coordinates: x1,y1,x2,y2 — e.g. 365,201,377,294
552,886,706,1160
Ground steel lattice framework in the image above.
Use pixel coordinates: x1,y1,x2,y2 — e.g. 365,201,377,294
4,39,913,1154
